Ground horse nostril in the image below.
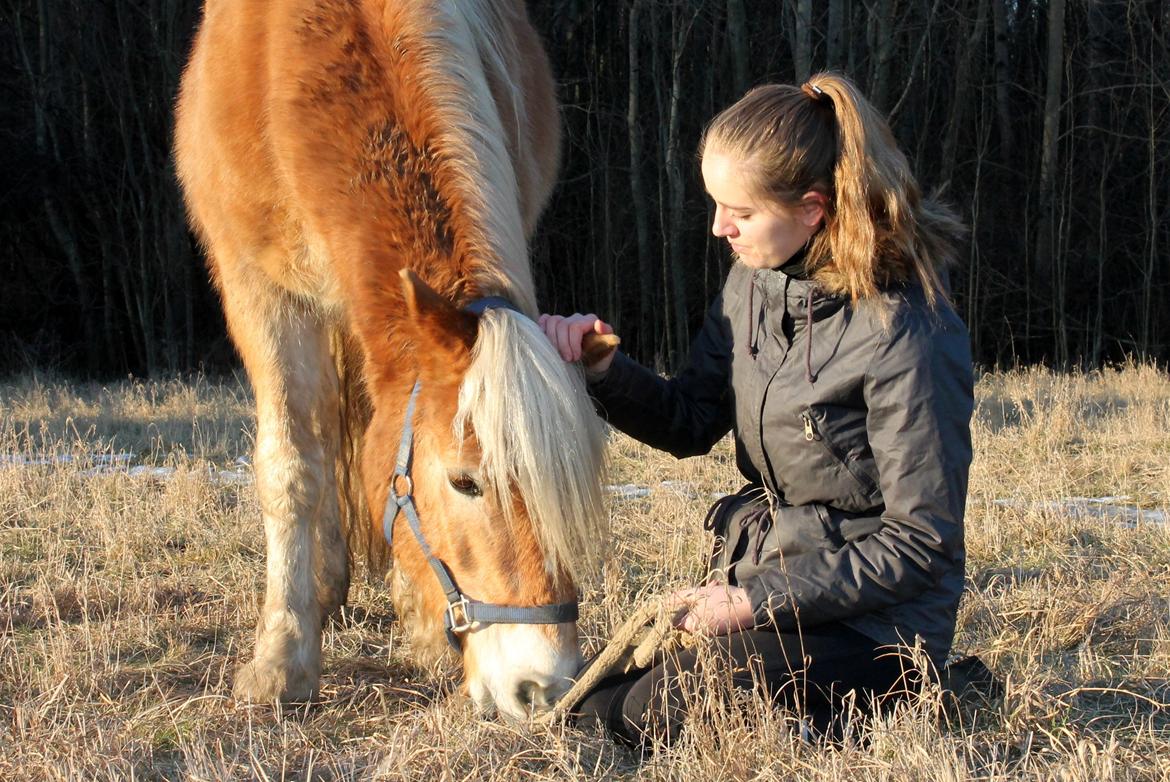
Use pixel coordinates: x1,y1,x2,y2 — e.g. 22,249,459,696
516,679,546,710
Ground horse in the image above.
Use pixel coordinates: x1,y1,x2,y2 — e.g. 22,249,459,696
174,0,610,718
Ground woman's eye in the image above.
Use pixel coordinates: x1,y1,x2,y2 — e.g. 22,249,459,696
448,474,482,497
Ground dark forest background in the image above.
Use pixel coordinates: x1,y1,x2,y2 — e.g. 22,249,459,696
1,0,1167,377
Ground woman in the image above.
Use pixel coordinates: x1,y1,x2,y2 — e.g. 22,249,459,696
540,73,974,746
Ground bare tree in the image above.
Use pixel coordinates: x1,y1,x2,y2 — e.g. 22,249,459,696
939,0,989,190
826,0,847,70
2,0,1167,374
1033,0,1065,333
627,0,658,356
661,1,704,365
790,0,812,82
726,0,750,94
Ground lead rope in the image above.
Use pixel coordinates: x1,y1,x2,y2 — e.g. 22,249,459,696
536,596,694,724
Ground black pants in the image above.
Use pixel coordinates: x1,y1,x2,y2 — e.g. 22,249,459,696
573,622,919,748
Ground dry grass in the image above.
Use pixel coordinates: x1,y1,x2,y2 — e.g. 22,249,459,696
1,366,1168,780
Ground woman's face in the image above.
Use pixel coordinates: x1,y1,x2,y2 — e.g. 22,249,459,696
701,150,824,270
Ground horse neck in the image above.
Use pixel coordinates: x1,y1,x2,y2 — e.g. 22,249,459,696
294,0,544,380
386,0,537,314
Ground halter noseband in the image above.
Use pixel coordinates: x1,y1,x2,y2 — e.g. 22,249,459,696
381,297,579,651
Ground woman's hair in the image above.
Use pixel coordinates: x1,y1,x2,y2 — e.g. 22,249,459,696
699,72,965,310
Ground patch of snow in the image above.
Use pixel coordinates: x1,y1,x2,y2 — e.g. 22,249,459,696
605,481,729,503
657,480,699,499
3,451,253,486
605,483,652,500
992,497,1166,527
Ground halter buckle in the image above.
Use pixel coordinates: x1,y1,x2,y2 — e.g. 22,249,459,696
390,472,414,506
446,597,473,633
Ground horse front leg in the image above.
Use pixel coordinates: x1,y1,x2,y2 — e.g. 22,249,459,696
218,264,344,703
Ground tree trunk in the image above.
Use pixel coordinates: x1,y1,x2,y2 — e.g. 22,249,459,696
1092,141,1114,366
25,0,100,375
886,0,942,125
650,0,668,366
939,0,989,189
1033,0,1065,306
826,0,847,70
967,113,992,363
725,0,749,95
663,4,701,367
793,0,812,83
869,0,896,111
627,0,655,362
990,0,1014,153
1141,86,1157,358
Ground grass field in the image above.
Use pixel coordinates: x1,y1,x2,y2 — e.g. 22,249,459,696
1,366,1168,780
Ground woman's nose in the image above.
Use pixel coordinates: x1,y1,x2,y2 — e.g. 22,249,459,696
712,209,735,238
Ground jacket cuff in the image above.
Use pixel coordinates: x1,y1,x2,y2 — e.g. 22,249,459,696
730,561,794,628
584,363,610,383
587,350,643,396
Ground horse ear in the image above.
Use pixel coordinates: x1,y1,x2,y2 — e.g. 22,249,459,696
399,269,478,373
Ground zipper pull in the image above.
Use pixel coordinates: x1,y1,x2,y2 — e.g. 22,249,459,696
801,412,820,441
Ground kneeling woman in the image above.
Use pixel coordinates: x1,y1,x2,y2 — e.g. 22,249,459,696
540,73,974,746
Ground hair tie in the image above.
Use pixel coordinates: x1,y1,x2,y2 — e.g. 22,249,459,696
801,82,826,102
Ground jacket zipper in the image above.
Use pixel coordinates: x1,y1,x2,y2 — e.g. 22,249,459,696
800,411,820,441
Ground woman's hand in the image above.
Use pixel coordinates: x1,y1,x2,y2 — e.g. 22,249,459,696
537,312,619,374
668,583,755,636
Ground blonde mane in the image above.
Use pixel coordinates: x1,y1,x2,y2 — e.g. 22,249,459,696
454,310,608,582
416,0,537,314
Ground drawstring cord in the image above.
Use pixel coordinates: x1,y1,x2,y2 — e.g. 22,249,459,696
704,486,775,568
746,272,759,360
746,269,818,384
751,510,773,565
805,288,817,384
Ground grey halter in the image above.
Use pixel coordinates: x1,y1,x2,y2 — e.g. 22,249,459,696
381,297,579,652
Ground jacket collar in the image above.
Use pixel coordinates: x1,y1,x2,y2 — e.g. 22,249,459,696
745,268,848,385
752,267,845,323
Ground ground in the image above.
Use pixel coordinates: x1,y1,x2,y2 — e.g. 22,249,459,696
0,366,1167,780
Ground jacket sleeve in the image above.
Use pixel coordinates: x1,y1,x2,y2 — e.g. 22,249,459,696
588,288,735,459
732,306,974,628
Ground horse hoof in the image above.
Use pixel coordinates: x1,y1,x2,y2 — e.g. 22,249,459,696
232,659,317,704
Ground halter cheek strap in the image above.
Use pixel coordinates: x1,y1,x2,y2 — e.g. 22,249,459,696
381,296,579,652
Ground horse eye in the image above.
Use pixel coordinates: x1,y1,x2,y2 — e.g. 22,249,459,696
448,473,482,498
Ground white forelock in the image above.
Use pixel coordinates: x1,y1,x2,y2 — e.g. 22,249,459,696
454,309,608,582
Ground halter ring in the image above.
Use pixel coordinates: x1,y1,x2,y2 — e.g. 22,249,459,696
390,473,414,504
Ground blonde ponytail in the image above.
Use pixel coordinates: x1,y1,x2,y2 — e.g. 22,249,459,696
700,73,965,312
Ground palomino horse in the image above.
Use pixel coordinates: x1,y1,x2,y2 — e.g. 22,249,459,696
175,0,609,718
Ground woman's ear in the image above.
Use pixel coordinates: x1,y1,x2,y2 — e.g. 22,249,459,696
798,191,828,229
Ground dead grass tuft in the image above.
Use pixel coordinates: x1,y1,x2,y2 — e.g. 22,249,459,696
1,368,1168,779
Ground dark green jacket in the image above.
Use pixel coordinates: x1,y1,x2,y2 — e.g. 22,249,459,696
590,262,974,666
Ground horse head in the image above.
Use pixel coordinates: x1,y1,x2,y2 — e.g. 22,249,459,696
362,270,607,718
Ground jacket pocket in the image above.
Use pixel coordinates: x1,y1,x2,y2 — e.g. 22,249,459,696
770,502,836,557
787,404,882,512
730,503,836,590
